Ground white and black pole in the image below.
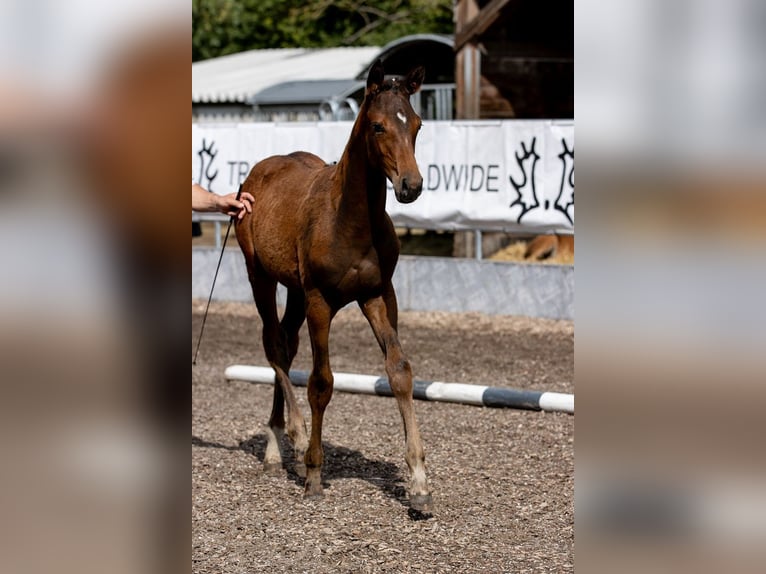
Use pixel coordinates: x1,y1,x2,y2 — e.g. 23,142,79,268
224,365,574,414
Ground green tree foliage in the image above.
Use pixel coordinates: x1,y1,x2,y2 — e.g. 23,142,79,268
192,0,454,61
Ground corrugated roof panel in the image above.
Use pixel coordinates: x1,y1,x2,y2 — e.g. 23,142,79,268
251,79,364,105
192,47,379,104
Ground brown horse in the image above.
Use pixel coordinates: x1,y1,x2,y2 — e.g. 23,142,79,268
235,62,432,511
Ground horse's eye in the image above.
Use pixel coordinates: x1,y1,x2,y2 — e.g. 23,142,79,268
372,123,385,134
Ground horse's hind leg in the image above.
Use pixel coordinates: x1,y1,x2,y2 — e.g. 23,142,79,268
248,266,308,475
279,288,308,476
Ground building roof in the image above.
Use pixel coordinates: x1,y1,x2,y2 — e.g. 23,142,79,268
355,34,454,80
192,46,380,104
250,79,364,106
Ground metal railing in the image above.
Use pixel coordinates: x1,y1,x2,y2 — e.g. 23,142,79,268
412,83,455,121
194,212,487,260
192,212,231,250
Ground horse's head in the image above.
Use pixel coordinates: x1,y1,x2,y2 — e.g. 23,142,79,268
363,61,425,204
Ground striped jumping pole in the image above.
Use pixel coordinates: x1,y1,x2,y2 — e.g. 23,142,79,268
224,365,573,414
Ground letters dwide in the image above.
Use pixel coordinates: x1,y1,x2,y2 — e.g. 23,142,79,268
427,164,500,192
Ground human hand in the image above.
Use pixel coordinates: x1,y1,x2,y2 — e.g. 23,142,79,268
216,191,254,219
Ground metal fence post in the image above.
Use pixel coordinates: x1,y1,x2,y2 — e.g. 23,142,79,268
475,229,483,260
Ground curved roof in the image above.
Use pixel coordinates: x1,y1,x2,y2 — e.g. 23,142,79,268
356,34,454,83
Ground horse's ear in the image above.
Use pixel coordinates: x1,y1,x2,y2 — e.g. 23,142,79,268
404,66,425,95
366,60,384,93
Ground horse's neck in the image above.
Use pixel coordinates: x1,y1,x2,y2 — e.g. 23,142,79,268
334,119,387,228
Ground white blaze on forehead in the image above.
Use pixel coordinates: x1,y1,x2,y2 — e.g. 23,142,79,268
396,111,407,124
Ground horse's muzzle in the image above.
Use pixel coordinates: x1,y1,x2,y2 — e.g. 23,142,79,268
396,175,423,204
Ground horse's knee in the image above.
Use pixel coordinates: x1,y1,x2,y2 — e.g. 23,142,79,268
308,368,333,409
391,356,411,375
387,354,412,392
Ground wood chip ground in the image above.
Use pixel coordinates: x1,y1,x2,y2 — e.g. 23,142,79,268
193,301,573,573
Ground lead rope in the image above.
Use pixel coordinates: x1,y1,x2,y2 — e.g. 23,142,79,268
192,184,243,365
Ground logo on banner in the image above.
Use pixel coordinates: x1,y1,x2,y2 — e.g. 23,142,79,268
196,138,219,191
509,136,575,226
509,137,540,223
554,139,574,224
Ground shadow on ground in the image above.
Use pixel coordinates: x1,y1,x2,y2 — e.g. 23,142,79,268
192,434,430,519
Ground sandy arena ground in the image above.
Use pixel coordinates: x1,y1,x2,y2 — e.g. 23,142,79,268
193,300,573,573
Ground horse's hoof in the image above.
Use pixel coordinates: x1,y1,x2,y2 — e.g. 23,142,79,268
303,490,324,501
294,462,307,478
263,462,282,476
409,493,433,513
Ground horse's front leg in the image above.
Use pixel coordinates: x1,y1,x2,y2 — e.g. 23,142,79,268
359,286,432,512
303,291,335,499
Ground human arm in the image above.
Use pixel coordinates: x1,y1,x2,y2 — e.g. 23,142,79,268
192,183,254,220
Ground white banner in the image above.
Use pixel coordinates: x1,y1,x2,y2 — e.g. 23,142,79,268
192,120,573,233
